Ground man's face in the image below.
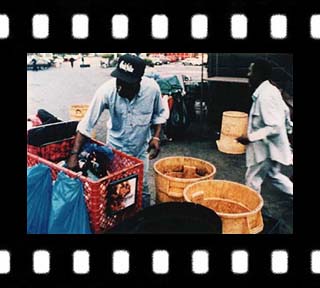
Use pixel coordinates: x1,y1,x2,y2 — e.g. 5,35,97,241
116,78,140,100
247,63,255,87
247,62,260,89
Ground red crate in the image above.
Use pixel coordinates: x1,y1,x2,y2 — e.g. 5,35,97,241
27,137,144,233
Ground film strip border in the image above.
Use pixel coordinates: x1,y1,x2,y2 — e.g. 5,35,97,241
0,249,320,275
0,13,320,40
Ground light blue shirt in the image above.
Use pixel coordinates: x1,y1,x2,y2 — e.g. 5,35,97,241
77,76,166,158
246,80,293,167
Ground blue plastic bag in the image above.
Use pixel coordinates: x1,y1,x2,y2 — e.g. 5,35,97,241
156,75,183,95
48,172,92,234
27,164,53,234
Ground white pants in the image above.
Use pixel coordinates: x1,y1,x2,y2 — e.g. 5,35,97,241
245,159,293,195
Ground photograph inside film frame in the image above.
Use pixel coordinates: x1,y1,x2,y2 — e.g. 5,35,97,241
27,53,293,234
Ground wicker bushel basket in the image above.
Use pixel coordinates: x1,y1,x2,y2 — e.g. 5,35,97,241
69,104,96,138
154,156,216,203
69,104,89,121
216,111,248,154
183,180,264,234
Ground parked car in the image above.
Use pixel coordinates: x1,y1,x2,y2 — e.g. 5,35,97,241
182,57,203,66
52,56,64,67
27,56,34,65
149,55,171,64
100,58,118,68
148,56,163,65
27,56,51,70
166,55,179,63
159,56,170,64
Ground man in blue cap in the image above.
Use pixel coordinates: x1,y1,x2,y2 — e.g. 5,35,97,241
67,54,166,208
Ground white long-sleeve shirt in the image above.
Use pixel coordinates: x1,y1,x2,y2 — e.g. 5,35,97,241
246,80,293,167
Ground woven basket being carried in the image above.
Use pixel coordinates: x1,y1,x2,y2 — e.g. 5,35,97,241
154,156,216,203
216,111,248,154
183,180,264,234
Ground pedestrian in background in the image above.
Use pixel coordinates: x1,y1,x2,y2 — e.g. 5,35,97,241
70,57,75,68
237,59,293,197
32,58,38,71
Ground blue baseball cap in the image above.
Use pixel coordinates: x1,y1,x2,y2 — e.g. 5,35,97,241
111,54,146,83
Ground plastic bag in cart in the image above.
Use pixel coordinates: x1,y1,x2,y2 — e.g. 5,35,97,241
48,171,92,234
27,164,53,234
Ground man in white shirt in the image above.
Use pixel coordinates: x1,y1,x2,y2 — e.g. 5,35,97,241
237,59,293,197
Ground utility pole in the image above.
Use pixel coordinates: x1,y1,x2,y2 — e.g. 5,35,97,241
200,53,204,124
216,53,219,75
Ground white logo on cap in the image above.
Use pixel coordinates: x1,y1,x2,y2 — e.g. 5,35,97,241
119,60,134,73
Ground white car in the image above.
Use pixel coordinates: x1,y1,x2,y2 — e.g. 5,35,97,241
148,57,163,65
182,57,203,66
27,56,34,65
53,56,64,64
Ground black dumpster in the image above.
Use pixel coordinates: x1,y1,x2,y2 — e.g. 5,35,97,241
106,202,222,234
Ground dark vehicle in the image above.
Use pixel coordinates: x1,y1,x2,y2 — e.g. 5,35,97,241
27,57,51,71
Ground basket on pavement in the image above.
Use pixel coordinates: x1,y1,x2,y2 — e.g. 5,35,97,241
69,104,96,139
69,104,89,121
183,180,264,234
154,156,216,203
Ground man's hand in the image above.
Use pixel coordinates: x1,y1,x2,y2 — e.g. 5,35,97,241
66,132,86,171
236,136,250,145
66,154,80,171
147,138,160,160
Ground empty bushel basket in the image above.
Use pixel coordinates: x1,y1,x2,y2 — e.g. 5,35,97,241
183,180,264,234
